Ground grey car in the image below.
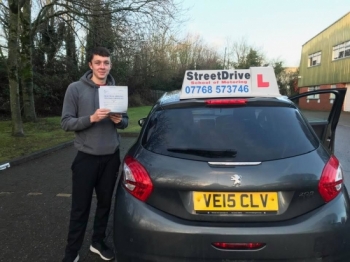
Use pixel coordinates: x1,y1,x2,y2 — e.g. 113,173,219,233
113,78,349,261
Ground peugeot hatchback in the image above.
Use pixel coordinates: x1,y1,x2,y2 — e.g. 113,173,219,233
114,67,350,262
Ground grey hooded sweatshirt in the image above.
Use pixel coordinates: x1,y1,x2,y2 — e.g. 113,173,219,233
61,71,128,155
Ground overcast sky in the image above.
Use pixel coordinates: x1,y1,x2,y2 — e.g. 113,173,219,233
181,0,349,67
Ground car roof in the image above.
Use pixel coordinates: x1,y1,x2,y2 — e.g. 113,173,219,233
157,90,291,106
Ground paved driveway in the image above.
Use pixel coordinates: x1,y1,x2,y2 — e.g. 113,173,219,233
0,136,137,262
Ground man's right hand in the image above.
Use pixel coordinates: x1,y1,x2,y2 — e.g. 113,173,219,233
90,108,111,123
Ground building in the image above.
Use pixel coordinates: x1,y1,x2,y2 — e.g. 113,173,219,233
298,12,350,112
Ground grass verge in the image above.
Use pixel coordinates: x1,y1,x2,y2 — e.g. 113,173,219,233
0,106,152,164
119,106,151,133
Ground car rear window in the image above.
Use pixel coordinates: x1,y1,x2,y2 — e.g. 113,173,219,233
142,105,319,162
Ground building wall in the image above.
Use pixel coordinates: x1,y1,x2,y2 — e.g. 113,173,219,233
298,12,350,112
299,84,346,111
298,12,350,87
344,84,350,111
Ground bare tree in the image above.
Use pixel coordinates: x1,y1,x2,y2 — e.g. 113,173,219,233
1,0,184,135
7,0,24,136
20,0,37,122
225,37,266,69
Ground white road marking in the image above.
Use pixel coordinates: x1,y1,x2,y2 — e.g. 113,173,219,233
56,193,71,197
27,192,43,196
0,192,97,197
0,192,14,196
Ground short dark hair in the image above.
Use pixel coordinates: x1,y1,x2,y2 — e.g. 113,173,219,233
87,47,111,63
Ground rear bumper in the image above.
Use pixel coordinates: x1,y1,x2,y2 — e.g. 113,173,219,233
113,187,350,262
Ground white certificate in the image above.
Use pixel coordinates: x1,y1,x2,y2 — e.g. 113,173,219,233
98,86,128,113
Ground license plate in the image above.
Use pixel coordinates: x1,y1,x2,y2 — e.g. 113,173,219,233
193,192,278,214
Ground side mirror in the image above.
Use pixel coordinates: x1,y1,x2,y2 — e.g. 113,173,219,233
138,117,146,127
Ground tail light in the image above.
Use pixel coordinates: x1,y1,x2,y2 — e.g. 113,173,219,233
318,155,343,203
122,156,153,202
212,242,265,250
205,99,247,105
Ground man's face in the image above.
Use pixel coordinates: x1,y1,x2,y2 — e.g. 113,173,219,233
89,55,112,81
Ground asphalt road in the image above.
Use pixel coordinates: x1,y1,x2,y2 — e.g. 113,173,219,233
0,136,137,262
0,112,350,262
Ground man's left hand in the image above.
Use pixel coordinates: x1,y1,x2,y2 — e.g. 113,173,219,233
109,113,123,124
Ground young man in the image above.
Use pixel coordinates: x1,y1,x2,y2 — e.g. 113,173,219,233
61,47,128,262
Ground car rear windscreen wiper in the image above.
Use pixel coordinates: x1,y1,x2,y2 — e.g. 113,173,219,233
167,148,237,158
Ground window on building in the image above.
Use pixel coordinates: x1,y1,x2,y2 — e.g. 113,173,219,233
308,52,321,67
333,40,350,60
307,86,320,99
330,85,336,103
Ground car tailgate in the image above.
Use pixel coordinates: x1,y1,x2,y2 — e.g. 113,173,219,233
136,147,329,223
